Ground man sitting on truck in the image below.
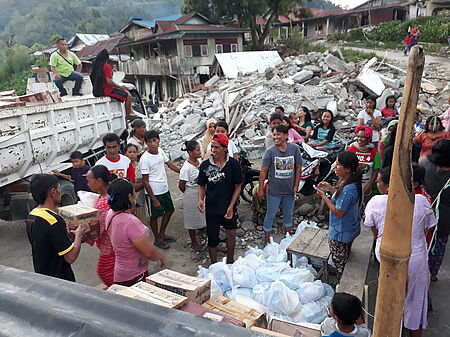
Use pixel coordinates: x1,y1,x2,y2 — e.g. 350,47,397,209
26,174,84,281
49,38,84,97
96,133,136,182
90,49,134,118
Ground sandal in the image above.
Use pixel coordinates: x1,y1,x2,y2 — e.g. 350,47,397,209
256,225,264,231
154,241,170,249
164,235,177,243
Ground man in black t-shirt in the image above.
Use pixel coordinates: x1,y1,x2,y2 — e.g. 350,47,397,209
26,174,84,281
198,133,243,264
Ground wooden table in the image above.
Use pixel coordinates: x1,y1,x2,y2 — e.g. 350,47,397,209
286,227,330,283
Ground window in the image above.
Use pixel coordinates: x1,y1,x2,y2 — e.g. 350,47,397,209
201,45,208,56
315,24,323,32
216,44,223,54
215,39,238,54
184,45,193,58
280,27,289,39
231,44,238,52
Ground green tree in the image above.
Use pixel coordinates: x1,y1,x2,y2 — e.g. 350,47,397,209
183,0,311,49
0,45,31,94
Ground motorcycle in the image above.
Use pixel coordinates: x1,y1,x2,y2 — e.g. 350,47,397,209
297,141,346,196
237,146,261,203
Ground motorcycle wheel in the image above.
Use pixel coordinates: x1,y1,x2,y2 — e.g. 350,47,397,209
240,181,255,203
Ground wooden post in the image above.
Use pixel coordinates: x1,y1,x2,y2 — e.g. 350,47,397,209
372,46,425,337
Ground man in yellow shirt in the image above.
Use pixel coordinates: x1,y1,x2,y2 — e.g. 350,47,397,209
49,38,83,96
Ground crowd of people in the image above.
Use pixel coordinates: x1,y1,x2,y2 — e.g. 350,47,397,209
26,46,450,336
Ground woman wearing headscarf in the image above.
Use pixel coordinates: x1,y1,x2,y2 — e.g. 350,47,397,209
90,49,134,118
202,118,217,153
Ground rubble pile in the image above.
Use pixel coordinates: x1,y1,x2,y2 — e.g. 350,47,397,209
151,50,449,161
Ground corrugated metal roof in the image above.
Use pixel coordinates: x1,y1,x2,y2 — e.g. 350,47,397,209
75,34,110,46
0,265,259,337
76,36,129,61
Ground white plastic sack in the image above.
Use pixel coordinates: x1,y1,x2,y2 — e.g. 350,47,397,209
225,287,253,300
232,257,258,288
297,301,328,324
301,143,328,158
252,283,271,307
77,191,100,208
263,238,280,256
242,253,263,271
279,268,314,290
266,281,302,316
245,246,266,258
279,233,296,251
318,283,334,308
256,262,288,282
297,280,325,304
209,261,234,293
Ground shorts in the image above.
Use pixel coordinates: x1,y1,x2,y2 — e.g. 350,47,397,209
147,192,174,218
109,87,128,102
206,212,238,248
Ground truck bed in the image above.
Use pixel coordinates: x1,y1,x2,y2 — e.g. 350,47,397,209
0,96,126,188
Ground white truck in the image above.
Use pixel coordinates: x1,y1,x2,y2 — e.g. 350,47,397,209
0,76,147,221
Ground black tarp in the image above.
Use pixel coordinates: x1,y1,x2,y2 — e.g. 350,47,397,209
0,265,264,337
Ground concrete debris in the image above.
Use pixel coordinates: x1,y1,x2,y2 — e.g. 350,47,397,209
149,50,448,161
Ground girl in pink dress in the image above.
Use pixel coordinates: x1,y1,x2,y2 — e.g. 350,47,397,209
86,165,116,286
365,167,436,337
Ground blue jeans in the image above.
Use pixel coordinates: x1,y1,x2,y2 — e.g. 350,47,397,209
263,194,295,232
54,71,83,95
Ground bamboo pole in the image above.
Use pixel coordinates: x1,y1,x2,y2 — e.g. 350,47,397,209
372,46,425,337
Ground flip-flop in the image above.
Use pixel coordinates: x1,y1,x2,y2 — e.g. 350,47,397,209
164,235,177,243
154,241,170,249
256,225,264,231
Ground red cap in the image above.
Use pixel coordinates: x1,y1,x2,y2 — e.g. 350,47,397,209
212,133,229,147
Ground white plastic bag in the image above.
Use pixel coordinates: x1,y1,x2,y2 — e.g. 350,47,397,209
279,268,314,290
297,301,328,323
252,283,271,307
318,283,334,308
297,280,325,304
263,237,280,256
256,262,288,282
266,280,302,316
225,287,253,300
208,261,234,293
242,253,263,271
77,191,100,208
279,233,296,251
232,257,258,288
245,246,265,258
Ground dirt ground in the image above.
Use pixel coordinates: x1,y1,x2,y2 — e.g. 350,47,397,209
0,165,274,287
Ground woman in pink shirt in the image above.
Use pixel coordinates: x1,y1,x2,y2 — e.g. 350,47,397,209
106,178,166,286
282,115,304,145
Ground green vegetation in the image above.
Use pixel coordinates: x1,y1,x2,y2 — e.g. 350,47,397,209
0,0,182,47
341,48,379,63
0,46,32,95
334,16,450,45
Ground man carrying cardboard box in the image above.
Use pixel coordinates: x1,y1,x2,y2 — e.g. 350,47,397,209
26,174,84,281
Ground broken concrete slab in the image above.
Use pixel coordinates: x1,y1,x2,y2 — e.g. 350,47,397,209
282,78,295,86
291,70,314,84
170,114,185,127
356,68,385,96
184,113,201,126
205,75,220,87
325,54,352,73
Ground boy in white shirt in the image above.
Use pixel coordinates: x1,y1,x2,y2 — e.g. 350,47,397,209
140,130,180,249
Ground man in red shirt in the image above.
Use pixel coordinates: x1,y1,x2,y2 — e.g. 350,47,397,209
90,49,133,118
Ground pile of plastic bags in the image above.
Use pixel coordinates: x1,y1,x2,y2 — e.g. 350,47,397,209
197,221,334,324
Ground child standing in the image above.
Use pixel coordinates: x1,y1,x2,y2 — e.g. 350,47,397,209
357,96,382,147
308,110,336,148
320,293,371,337
140,130,180,249
125,144,147,225
381,95,398,118
404,32,411,55
53,151,90,194
178,140,206,251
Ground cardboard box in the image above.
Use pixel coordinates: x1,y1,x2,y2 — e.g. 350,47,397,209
107,284,127,293
269,318,321,337
203,295,267,328
180,301,245,327
129,281,188,309
146,269,211,304
58,204,100,242
250,327,290,337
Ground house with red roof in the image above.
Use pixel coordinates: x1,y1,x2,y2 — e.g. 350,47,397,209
117,12,250,101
